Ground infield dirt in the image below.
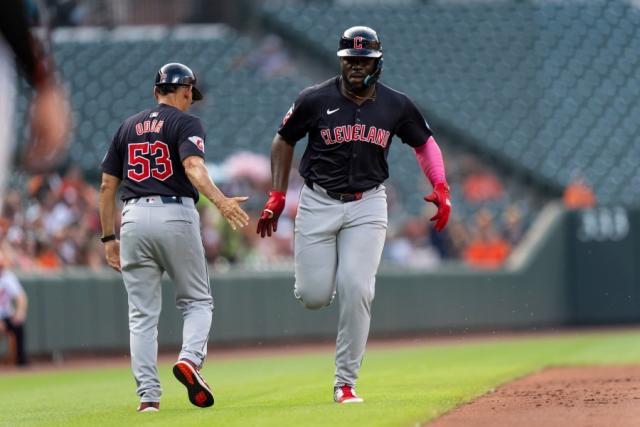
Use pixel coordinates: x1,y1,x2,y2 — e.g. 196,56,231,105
428,365,640,427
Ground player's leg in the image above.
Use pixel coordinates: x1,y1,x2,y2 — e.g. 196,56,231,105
154,201,214,408
156,202,213,368
120,206,164,404
294,184,343,309
334,186,388,389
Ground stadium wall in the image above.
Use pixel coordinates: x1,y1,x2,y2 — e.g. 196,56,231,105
15,207,639,357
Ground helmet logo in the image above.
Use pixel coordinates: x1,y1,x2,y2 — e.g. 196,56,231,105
160,72,167,81
353,36,363,49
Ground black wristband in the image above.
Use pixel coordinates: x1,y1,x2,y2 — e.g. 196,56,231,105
100,234,116,243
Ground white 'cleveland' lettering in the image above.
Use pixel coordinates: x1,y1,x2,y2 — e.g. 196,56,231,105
320,125,390,148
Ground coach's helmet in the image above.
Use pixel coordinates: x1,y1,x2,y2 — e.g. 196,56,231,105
337,26,383,86
155,62,203,101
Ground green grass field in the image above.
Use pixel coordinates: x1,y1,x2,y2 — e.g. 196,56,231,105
2,330,640,427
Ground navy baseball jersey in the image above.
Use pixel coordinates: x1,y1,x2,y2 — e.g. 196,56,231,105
102,103,206,201
278,76,432,193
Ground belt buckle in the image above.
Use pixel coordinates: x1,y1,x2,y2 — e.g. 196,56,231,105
340,193,358,202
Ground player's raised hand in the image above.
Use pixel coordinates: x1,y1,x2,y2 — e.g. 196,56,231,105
424,182,451,232
104,240,121,272
257,191,286,238
218,196,250,230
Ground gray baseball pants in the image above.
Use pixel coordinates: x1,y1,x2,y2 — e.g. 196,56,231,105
294,182,388,388
119,196,213,403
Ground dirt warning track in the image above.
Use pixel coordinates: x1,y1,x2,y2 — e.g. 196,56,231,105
429,365,640,427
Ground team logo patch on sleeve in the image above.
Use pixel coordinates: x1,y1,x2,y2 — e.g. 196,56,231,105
282,103,294,125
188,136,205,152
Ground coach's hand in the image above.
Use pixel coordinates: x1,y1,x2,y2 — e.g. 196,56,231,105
257,191,286,238
105,240,121,272
424,182,451,232
218,196,250,230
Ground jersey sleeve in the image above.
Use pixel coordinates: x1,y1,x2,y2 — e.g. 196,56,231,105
177,116,206,161
101,125,124,178
395,96,433,148
277,89,313,145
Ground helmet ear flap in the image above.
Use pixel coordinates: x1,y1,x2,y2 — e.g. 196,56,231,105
364,57,383,87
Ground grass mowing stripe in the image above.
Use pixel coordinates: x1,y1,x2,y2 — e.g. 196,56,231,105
1,330,639,427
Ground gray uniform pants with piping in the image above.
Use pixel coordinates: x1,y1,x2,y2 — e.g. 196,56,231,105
294,183,387,388
119,196,213,403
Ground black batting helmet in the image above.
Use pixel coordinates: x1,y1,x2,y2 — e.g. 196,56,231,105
337,26,382,59
337,26,383,86
155,62,203,101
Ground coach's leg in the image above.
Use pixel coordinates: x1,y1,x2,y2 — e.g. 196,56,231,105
334,188,387,387
121,218,164,403
158,205,213,368
294,185,342,309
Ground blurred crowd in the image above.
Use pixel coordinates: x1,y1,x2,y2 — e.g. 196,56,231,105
1,166,103,271
5,1,597,274
232,34,294,80
0,150,550,273
383,153,530,270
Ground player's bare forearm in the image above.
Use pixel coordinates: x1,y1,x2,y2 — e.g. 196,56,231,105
271,134,294,192
183,155,249,230
183,156,226,206
256,134,292,237
98,173,121,237
98,173,121,272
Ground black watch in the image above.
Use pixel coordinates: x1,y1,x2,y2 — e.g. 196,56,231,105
100,234,116,243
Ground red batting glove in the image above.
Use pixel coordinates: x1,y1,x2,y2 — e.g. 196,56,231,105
257,191,286,238
424,182,451,232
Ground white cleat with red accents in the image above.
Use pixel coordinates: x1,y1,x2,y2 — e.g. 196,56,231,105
334,385,364,403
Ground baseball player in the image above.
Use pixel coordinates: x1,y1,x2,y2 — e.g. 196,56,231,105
257,26,451,403
0,250,28,366
98,63,249,412
0,0,70,195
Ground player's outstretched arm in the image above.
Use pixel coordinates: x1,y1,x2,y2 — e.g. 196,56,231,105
257,134,294,238
414,136,451,231
182,155,249,230
98,173,122,272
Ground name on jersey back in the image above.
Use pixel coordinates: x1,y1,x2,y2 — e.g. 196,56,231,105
135,119,164,135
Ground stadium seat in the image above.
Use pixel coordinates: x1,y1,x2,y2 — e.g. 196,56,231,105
261,0,640,207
